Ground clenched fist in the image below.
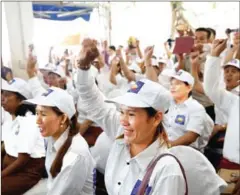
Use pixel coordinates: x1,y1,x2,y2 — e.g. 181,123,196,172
78,38,99,70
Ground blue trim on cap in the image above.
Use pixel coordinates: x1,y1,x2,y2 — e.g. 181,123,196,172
127,81,145,94
42,89,54,96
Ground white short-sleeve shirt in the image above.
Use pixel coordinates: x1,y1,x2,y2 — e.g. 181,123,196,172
2,114,45,158
163,97,214,151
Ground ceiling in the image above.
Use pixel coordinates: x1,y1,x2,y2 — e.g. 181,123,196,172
32,2,100,21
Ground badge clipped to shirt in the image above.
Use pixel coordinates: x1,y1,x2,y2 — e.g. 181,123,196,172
175,115,186,125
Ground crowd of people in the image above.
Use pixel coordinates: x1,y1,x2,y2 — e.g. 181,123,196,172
1,25,240,195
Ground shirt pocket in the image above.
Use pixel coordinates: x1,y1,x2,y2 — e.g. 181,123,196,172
171,114,188,130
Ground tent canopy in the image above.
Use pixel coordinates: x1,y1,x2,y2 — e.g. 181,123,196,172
32,2,97,21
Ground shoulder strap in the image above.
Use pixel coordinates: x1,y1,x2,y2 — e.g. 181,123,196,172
137,153,188,195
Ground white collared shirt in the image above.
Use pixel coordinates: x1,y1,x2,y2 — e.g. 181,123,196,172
1,107,11,126
76,69,186,195
90,132,113,174
163,97,214,151
204,56,240,164
45,129,96,195
2,114,45,158
215,86,240,125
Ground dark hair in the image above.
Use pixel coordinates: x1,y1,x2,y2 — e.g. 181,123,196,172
14,92,36,116
143,107,169,146
195,27,211,39
50,107,78,178
183,82,192,97
207,27,216,38
48,72,61,78
152,55,157,59
1,66,13,80
109,45,116,51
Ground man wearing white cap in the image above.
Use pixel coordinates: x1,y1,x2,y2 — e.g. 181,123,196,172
163,69,214,152
205,58,240,168
204,39,240,194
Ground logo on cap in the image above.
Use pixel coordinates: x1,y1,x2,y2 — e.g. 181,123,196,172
128,81,145,94
42,89,54,97
176,71,183,76
230,59,238,64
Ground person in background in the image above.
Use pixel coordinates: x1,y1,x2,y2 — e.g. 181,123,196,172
207,27,216,43
194,27,211,44
204,38,240,194
25,87,96,195
163,70,213,152
204,58,240,169
107,45,116,67
1,78,46,195
1,66,13,83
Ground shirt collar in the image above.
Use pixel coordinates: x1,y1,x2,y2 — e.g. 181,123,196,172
115,133,169,171
53,128,69,152
231,85,240,96
134,140,168,171
172,96,193,107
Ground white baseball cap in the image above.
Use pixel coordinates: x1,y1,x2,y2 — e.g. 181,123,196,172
151,58,158,67
49,66,65,78
39,63,53,72
170,70,195,86
2,78,32,99
24,87,76,119
105,79,171,112
222,59,240,69
128,62,142,74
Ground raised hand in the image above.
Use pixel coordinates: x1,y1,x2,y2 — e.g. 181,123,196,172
190,51,201,66
211,39,227,57
78,38,99,70
233,31,240,46
144,46,154,61
111,56,120,74
116,48,123,59
27,54,37,71
136,39,140,48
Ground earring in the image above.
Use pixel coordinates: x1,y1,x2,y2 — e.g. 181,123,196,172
60,124,64,128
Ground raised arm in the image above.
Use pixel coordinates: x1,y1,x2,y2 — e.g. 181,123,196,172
136,39,143,59
109,57,120,85
203,39,235,114
144,46,159,82
190,51,204,94
26,55,47,97
76,39,121,140
116,49,136,82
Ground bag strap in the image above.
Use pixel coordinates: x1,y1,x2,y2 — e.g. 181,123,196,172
137,153,188,195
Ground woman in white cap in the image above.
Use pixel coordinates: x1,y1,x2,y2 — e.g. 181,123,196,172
1,78,46,195
162,69,213,152
75,39,187,195
24,87,96,195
